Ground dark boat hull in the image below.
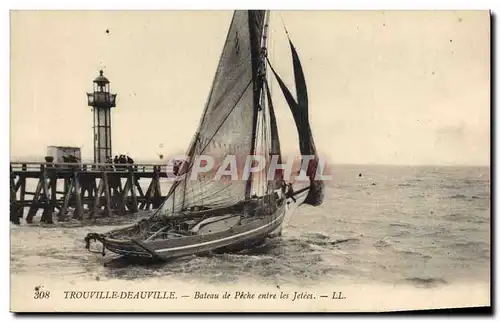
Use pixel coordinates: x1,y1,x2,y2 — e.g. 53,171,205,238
94,204,286,261
87,187,310,261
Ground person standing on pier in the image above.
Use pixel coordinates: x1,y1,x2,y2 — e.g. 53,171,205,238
105,156,114,170
126,155,136,171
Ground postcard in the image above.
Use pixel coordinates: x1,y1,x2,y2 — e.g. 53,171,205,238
9,10,491,312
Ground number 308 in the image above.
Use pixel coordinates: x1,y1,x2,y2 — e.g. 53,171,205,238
34,291,50,299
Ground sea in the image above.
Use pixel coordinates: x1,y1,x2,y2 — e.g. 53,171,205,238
9,164,491,311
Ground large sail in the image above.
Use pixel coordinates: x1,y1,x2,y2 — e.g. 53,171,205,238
157,11,266,217
268,35,324,206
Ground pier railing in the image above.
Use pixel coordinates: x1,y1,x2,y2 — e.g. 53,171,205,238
10,161,174,176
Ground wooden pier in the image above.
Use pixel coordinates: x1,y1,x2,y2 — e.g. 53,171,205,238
9,161,173,225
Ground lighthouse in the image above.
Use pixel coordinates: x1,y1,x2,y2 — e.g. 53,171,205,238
86,70,117,164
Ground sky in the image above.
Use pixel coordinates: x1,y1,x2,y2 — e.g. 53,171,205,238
10,10,490,165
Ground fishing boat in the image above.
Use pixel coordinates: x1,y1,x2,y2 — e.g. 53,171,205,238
85,10,324,261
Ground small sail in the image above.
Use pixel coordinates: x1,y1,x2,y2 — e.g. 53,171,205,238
265,79,284,188
268,36,324,206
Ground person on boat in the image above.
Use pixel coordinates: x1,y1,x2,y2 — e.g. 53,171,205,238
286,182,296,203
280,180,287,196
173,160,180,176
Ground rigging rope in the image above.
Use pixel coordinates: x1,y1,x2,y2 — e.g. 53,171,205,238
278,12,290,37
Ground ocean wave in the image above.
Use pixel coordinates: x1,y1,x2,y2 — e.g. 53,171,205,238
374,238,394,249
446,193,490,201
439,184,461,189
443,213,488,224
449,241,489,249
457,226,481,233
463,179,484,185
395,249,432,260
299,232,360,248
443,213,462,221
471,194,489,200
285,238,318,252
330,238,360,246
467,217,489,224
374,237,432,260
402,277,448,288
389,222,412,228
302,232,330,241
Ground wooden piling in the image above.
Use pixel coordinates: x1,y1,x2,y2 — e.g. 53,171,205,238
128,167,138,213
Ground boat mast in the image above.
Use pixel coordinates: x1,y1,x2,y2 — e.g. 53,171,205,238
245,10,270,199
262,13,273,196
260,12,271,197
